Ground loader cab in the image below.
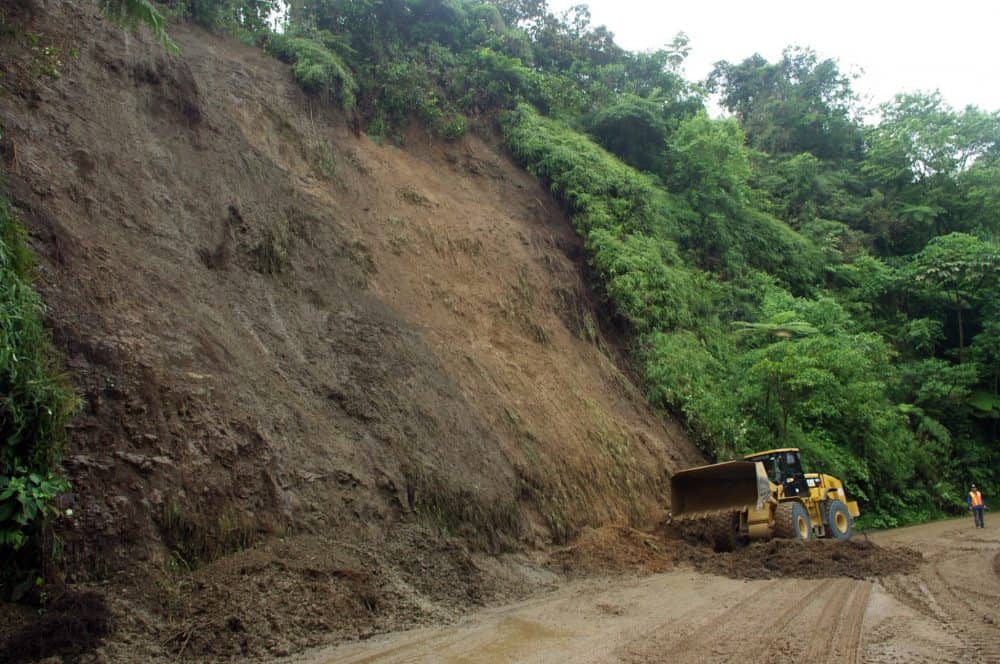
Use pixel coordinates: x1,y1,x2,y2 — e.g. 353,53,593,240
744,448,808,498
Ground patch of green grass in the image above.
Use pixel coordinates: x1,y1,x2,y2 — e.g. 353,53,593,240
405,464,522,552
313,140,338,180
160,498,260,568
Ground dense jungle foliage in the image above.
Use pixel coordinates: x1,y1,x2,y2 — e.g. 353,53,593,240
36,0,1000,531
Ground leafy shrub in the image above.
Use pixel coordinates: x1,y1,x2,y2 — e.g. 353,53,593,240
587,94,670,174
1,196,76,557
502,104,700,333
268,31,358,110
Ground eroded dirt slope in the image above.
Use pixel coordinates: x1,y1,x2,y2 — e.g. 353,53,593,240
0,3,701,659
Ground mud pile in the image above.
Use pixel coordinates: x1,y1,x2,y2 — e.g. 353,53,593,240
548,526,675,576
681,538,924,580
0,591,113,663
149,527,537,660
548,525,923,582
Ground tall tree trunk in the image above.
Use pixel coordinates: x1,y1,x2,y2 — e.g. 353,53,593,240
288,0,304,24
957,306,965,362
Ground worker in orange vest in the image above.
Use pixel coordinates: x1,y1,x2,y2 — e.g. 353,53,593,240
968,483,986,528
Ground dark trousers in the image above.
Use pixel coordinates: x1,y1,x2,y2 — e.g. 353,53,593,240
973,507,985,528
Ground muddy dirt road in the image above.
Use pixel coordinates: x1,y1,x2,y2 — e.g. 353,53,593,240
290,518,999,663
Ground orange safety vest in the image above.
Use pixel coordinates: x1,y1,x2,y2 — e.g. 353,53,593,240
970,490,984,507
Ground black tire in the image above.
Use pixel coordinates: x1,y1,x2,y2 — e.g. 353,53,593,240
826,499,854,540
707,511,744,552
774,501,812,542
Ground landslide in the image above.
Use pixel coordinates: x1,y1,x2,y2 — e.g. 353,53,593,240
546,524,923,581
0,3,702,660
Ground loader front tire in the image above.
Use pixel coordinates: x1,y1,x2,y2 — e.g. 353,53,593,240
707,511,744,552
826,500,853,540
774,501,811,542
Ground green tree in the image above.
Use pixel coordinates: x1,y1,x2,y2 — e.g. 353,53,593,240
865,92,1000,184
906,233,999,359
587,94,670,174
709,46,862,161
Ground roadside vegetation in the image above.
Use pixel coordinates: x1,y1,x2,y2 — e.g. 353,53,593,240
28,0,1000,532
0,187,77,595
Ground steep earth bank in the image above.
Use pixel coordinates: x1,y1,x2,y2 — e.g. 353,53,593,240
0,4,702,659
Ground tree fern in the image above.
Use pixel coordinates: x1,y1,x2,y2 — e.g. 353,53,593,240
101,0,179,53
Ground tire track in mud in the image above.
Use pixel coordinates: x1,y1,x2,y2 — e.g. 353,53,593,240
718,579,839,663
923,558,1000,661
617,582,778,662
863,520,1000,664
621,578,872,664
718,579,869,664
805,579,871,664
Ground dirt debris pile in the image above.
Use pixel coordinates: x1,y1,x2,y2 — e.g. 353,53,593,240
152,527,535,660
548,525,923,581
681,538,924,580
0,591,113,663
548,526,675,576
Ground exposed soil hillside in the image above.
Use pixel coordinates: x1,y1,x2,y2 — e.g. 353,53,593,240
0,3,702,660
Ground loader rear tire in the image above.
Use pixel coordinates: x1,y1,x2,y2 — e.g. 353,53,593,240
774,501,811,542
826,500,853,540
707,511,744,552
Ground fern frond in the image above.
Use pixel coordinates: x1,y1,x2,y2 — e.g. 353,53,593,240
101,0,179,54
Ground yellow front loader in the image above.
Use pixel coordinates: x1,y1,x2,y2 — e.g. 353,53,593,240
670,448,860,551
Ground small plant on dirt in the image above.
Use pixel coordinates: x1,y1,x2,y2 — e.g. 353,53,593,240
0,472,68,551
160,497,260,569
253,224,289,274
400,188,430,207
25,33,62,80
438,114,468,141
267,29,357,110
313,139,338,180
450,237,481,257
388,232,410,256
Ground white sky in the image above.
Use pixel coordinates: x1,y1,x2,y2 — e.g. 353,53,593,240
547,0,1000,114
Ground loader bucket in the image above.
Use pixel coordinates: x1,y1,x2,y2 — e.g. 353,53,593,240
670,461,772,518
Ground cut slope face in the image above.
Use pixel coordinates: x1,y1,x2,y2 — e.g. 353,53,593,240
0,4,702,656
